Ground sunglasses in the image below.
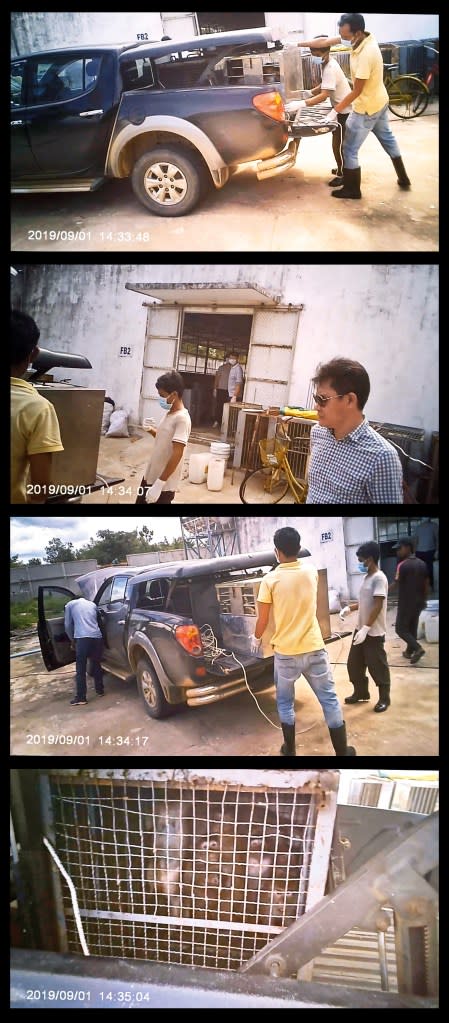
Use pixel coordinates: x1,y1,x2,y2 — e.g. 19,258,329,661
313,392,346,407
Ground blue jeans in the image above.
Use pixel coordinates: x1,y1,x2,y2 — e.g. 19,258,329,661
75,637,103,700
274,649,343,728
343,105,401,169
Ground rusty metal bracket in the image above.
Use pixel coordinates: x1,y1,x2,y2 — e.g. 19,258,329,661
240,812,438,997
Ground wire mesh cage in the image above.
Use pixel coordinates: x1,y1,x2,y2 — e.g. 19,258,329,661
41,771,337,972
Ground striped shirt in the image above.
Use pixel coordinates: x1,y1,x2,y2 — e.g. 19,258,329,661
306,418,403,504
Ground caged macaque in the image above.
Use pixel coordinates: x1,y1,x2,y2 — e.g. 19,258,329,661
143,799,193,918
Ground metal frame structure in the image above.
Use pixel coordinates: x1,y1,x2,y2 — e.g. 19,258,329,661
181,517,240,560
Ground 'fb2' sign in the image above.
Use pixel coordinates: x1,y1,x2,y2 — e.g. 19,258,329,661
119,346,133,357
321,530,334,543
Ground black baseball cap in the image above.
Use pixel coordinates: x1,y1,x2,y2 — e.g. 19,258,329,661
392,536,414,550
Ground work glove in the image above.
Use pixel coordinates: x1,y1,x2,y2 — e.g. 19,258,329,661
145,478,164,504
339,605,351,622
324,108,338,124
250,635,262,655
303,90,313,97
142,417,156,431
296,99,307,108
352,625,370,646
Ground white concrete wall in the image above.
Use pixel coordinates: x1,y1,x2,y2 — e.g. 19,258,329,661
19,264,438,432
11,11,438,56
301,13,438,44
235,515,348,597
11,11,163,56
285,264,438,434
21,265,148,419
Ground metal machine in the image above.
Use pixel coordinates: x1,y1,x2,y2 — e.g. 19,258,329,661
26,348,124,500
10,769,438,1008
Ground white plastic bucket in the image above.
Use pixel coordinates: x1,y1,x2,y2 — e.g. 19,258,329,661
210,441,231,462
207,455,226,491
425,615,439,643
188,452,209,484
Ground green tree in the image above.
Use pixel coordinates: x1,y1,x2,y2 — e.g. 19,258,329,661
45,538,76,563
77,528,155,565
10,555,25,567
28,558,42,565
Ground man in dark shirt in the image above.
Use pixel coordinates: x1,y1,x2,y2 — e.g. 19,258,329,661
390,536,429,664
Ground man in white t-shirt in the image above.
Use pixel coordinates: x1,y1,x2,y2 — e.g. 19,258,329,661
340,540,391,713
296,37,352,186
136,370,191,505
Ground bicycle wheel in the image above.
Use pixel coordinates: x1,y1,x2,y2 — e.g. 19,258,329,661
239,467,291,504
388,75,429,118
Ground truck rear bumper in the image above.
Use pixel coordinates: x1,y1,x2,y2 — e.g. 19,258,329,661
256,138,299,181
186,670,273,707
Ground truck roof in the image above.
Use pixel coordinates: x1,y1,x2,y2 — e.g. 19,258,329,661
76,549,312,600
15,27,281,63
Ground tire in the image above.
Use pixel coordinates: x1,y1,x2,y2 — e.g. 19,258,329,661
388,76,429,118
239,467,291,504
131,146,208,216
136,656,178,719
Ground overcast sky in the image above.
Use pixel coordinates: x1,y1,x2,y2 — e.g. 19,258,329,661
10,517,182,562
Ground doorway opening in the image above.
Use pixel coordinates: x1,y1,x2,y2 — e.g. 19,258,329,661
177,311,253,427
377,517,439,596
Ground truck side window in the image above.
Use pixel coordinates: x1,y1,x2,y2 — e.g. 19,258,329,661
97,581,113,606
110,576,130,603
11,61,26,106
27,57,102,105
121,57,155,91
136,579,169,610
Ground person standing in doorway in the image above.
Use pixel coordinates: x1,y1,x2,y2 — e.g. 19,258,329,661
340,541,391,712
227,352,244,405
251,527,356,757
295,37,352,185
136,370,191,505
212,355,232,428
390,536,430,664
328,13,411,200
64,596,104,706
413,518,438,591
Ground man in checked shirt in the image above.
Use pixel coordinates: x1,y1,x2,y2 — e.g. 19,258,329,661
306,357,403,503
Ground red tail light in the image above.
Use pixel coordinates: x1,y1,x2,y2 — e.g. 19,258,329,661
252,90,286,122
175,625,203,656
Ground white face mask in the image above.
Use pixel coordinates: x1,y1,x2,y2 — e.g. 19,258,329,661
311,55,323,65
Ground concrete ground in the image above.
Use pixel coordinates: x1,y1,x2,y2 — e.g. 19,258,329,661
10,607,438,757
82,431,249,505
11,106,438,254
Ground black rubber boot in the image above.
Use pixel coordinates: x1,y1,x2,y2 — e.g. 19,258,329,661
391,156,411,189
328,721,357,756
374,684,391,713
328,175,343,186
345,677,370,704
280,722,296,756
331,166,361,199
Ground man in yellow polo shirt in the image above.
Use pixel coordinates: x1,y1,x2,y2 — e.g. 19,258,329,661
251,527,356,758
328,13,411,200
11,309,64,503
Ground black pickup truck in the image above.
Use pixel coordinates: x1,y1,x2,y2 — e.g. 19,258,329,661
37,551,287,718
11,28,335,216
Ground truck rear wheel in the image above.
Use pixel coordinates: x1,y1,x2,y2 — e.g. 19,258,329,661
136,656,178,718
131,146,207,216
